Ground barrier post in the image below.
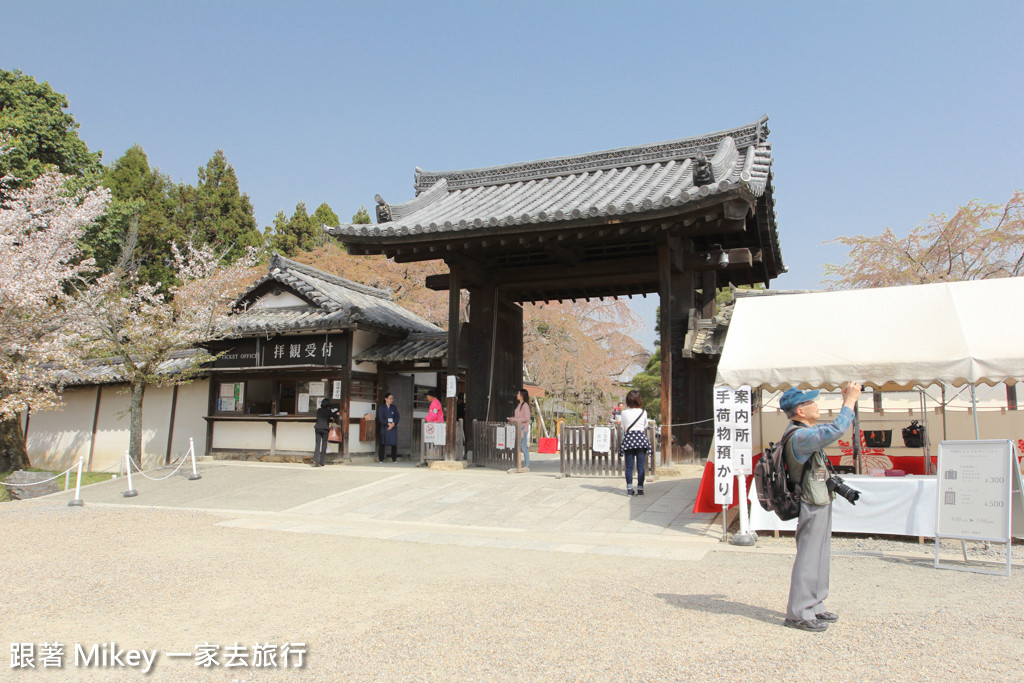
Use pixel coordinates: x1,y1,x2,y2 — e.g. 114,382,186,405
187,437,201,480
729,472,756,546
122,450,138,498
67,458,85,507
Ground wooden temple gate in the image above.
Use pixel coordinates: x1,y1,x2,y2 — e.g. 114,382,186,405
329,117,784,463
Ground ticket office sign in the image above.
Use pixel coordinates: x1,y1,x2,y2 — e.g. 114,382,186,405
936,440,1023,542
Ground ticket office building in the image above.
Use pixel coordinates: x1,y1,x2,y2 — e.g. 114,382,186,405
204,255,442,462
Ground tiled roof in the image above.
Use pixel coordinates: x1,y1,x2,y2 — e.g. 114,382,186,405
327,117,773,242
229,254,441,336
353,332,448,364
60,350,210,386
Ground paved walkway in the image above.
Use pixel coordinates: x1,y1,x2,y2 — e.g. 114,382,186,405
46,453,726,561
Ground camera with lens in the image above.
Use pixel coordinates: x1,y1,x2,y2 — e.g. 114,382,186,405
826,475,861,505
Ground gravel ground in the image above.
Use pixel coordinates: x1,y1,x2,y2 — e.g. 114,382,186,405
2,499,1022,682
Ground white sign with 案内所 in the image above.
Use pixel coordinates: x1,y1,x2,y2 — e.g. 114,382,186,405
712,385,751,504
935,439,1024,576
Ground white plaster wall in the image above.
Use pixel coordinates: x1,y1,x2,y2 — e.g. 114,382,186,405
86,384,177,471
139,385,173,468
351,329,378,373
349,399,377,453
251,291,308,309
348,424,375,453
413,372,438,387
169,380,209,460
212,421,272,450
24,386,97,471
277,422,314,452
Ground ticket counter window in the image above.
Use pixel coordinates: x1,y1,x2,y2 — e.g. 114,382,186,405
215,378,330,416
246,379,275,414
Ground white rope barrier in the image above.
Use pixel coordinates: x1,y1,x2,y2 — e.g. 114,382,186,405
127,448,192,482
0,463,76,487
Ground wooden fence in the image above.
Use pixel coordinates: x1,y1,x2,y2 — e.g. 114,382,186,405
471,420,520,469
471,420,659,477
559,423,658,478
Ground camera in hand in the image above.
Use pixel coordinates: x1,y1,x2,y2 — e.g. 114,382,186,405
826,475,861,505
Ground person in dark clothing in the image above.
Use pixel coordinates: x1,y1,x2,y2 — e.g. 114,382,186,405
313,398,339,467
377,392,400,463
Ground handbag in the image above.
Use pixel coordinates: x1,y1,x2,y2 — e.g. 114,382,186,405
619,411,651,456
327,424,343,443
902,420,925,448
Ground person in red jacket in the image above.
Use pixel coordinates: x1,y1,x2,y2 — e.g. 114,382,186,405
425,390,444,423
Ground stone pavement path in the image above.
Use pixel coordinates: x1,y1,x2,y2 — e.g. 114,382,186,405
48,453,722,561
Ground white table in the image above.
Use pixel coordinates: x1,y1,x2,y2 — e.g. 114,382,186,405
747,475,937,537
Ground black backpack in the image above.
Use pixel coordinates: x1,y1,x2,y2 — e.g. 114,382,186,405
752,425,802,521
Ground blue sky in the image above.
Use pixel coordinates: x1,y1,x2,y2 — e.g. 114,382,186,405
3,1,1022,348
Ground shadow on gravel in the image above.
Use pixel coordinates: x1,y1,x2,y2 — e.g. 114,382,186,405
656,593,785,626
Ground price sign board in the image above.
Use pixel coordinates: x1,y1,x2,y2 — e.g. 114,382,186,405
935,440,1024,576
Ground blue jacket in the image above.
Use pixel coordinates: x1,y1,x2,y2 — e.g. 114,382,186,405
377,403,400,446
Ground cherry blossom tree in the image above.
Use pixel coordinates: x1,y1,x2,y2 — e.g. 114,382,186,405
0,168,111,470
823,191,1024,289
524,299,645,426
76,236,261,467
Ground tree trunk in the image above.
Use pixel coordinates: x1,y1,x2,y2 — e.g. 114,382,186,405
0,415,30,471
129,381,145,468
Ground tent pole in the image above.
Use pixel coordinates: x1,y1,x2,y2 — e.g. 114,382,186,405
919,387,931,475
941,383,948,441
852,402,862,474
971,384,980,439
757,387,765,459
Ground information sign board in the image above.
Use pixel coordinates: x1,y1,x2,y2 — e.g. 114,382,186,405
592,427,611,453
935,440,1024,575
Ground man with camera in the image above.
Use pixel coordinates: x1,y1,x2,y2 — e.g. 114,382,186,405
779,381,862,632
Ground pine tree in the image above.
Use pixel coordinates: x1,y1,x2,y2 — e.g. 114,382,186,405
82,144,182,288
174,150,264,262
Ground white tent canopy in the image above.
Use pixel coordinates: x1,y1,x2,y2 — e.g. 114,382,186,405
715,277,1024,391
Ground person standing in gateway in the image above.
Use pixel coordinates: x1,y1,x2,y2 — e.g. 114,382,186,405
377,392,400,463
508,388,531,469
780,382,862,632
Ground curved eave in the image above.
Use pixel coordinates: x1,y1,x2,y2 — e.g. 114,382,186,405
330,178,763,249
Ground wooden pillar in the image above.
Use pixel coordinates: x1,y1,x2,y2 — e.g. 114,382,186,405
658,244,672,465
445,267,461,460
672,271,696,454
466,287,495,429
700,271,717,319
165,384,179,465
88,385,102,470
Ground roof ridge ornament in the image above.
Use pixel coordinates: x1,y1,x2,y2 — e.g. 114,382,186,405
375,194,392,223
692,152,714,187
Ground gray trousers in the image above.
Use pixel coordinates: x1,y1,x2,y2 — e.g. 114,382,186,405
786,500,832,621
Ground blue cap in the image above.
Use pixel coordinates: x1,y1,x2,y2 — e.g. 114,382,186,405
780,388,820,413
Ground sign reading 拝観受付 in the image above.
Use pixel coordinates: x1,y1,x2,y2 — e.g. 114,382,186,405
210,334,348,368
